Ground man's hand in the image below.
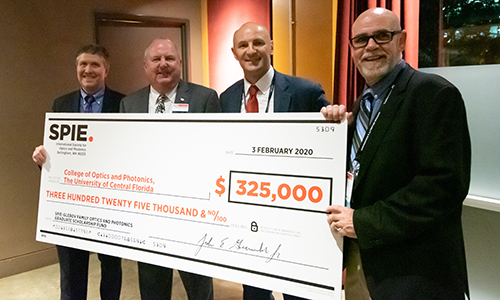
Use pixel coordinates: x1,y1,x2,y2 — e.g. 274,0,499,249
326,205,357,238
32,145,47,166
321,105,353,125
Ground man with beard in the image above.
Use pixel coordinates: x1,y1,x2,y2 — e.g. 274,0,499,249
322,8,471,300
120,38,219,300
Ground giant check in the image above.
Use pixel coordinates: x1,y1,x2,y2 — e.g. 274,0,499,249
36,112,346,299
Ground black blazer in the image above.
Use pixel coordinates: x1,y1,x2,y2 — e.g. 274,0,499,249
350,63,471,299
219,70,329,112
52,87,124,113
119,80,220,113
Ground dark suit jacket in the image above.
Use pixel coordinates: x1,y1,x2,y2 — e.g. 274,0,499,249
118,79,217,300
50,86,124,300
120,80,220,113
219,70,329,112
349,63,471,299
52,87,124,113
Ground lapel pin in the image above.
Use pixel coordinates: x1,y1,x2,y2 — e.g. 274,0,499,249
180,97,185,102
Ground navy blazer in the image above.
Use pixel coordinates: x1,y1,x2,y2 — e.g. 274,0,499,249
349,63,471,299
220,70,329,112
120,80,220,113
49,86,124,300
52,87,124,113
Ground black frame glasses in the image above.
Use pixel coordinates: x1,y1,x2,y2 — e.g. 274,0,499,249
350,30,402,49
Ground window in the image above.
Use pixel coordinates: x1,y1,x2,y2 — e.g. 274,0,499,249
419,0,500,67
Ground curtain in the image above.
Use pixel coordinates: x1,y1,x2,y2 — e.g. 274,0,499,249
334,0,420,108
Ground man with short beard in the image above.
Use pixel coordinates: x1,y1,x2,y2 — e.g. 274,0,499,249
322,8,471,300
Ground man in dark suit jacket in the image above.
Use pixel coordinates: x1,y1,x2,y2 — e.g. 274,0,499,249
220,70,327,113
221,22,328,115
51,87,122,113
120,79,219,114
220,22,329,300
120,38,218,300
324,8,471,300
32,44,124,300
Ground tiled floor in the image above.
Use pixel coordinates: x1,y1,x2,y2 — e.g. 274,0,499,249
0,254,285,299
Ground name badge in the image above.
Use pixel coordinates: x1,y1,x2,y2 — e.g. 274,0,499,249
173,103,189,112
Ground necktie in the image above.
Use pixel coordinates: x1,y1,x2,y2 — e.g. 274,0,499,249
84,95,95,113
155,94,167,113
247,85,259,113
350,91,374,174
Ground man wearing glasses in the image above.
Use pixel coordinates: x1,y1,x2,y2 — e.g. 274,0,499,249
322,8,471,300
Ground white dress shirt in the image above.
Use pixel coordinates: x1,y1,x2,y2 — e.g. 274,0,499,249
148,85,178,114
241,66,275,113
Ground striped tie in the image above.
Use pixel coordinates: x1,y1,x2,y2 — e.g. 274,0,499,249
155,94,167,113
350,91,374,175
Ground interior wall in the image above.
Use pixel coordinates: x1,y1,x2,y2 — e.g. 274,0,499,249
206,0,335,101
272,0,336,102
294,0,334,102
420,64,500,300
206,0,271,95
271,0,293,75
0,0,204,279
462,207,500,300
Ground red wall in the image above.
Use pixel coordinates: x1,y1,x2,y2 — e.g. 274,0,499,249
207,0,271,94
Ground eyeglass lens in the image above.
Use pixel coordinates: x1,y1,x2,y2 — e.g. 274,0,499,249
352,31,394,48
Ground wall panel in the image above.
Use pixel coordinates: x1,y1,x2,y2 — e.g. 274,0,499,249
207,0,271,95
0,0,204,278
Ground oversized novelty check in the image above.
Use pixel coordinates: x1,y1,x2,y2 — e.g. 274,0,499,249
36,112,346,299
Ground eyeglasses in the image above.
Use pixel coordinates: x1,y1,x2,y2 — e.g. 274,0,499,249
350,30,401,49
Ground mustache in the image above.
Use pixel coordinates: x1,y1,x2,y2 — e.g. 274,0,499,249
360,53,387,61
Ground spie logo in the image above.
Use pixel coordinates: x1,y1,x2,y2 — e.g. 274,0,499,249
48,124,93,142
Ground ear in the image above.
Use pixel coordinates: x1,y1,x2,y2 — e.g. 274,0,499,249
270,40,274,56
104,62,110,78
231,47,238,60
398,30,407,52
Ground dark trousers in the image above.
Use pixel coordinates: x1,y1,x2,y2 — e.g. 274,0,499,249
138,262,213,300
243,285,309,300
57,245,122,300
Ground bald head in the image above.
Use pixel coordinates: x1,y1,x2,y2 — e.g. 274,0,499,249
350,8,406,86
233,22,271,46
353,8,401,34
144,38,180,60
232,22,273,84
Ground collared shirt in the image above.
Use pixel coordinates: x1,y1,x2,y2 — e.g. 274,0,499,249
148,85,178,114
365,60,406,123
80,88,105,113
241,66,275,113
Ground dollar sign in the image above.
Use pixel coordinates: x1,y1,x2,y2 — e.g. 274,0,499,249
215,176,226,197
